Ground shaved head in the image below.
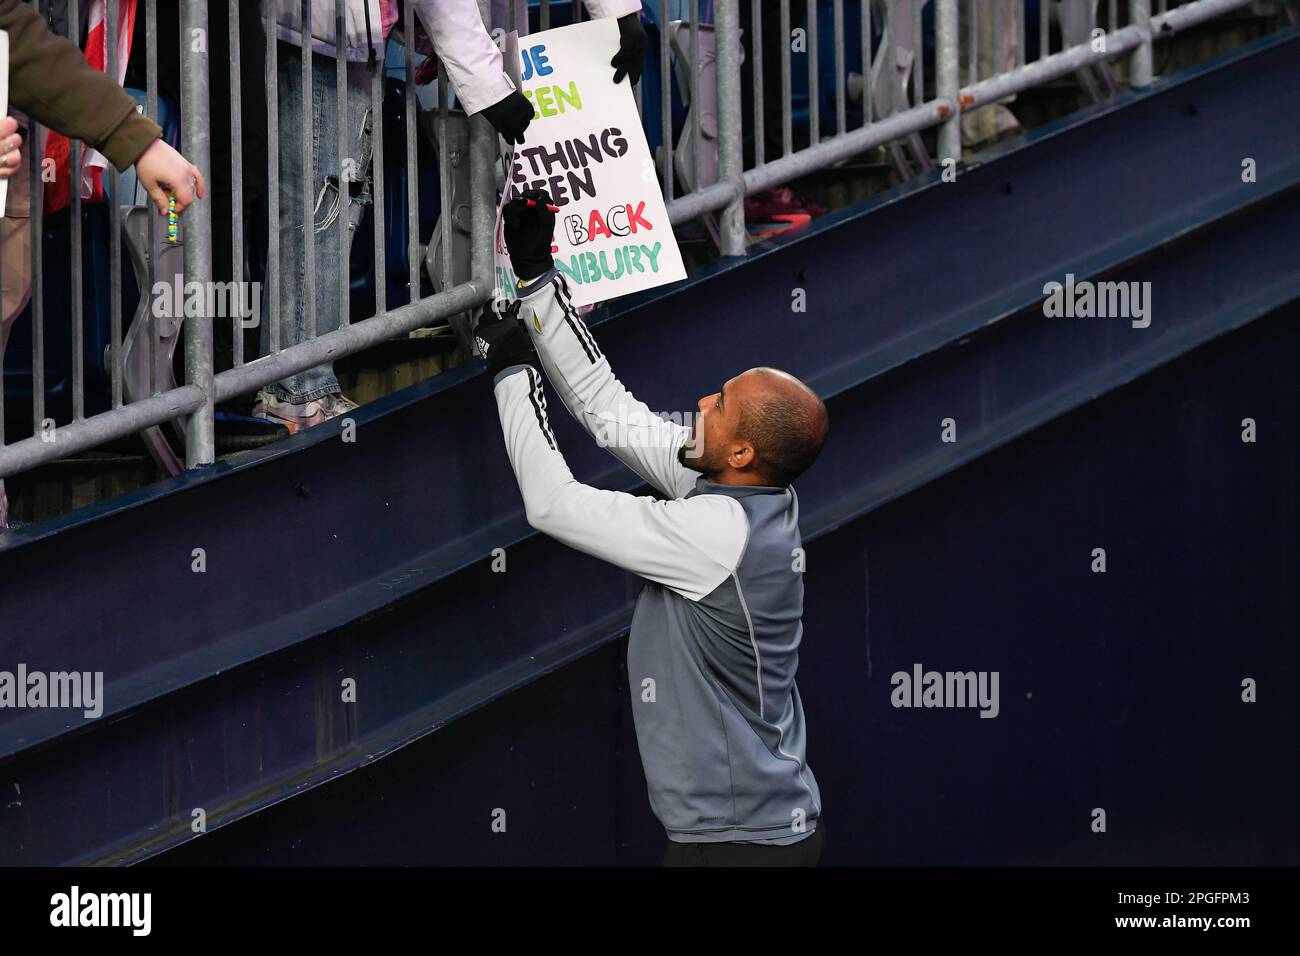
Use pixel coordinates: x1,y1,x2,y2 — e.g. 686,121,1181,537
683,368,829,487
735,368,829,486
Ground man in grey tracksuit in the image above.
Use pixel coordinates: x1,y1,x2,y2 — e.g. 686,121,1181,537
476,191,828,866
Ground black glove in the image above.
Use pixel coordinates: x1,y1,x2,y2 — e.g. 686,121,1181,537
611,12,647,86
480,90,534,145
474,302,537,377
503,189,557,282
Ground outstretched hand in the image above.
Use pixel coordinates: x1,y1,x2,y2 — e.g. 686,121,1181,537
474,302,538,377
502,189,557,282
135,138,205,217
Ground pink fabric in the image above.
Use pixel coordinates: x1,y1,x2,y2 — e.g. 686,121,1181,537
379,0,399,38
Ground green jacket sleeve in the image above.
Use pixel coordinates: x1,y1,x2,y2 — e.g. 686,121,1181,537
1,0,162,170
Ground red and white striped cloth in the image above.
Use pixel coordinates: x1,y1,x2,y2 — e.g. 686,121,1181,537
43,0,138,216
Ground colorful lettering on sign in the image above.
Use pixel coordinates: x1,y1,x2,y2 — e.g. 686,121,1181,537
562,202,655,245
554,242,664,285
523,82,583,118
520,44,554,82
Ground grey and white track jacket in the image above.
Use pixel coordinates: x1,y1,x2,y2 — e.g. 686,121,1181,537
492,270,821,844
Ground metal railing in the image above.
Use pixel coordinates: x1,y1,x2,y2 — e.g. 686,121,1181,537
0,0,1284,489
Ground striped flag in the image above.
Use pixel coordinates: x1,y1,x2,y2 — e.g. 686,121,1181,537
43,0,138,215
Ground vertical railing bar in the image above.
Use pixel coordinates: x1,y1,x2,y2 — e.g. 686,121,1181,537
146,0,158,393
470,0,493,297
69,0,85,421
541,0,550,31
468,0,494,300
715,0,746,254
1040,0,1049,60
970,0,979,82
404,0,419,304
30,4,45,437
992,0,1003,83
1018,0,1026,68
0,185,3,448
0,221,3,447
807,0,819,146
371,29,386,317
437,69,452,301
833,0,845,132
231,0,245,363
914,0,924,106
885,1,896,117
780,0,791,155
659,0,673,200
0,118,4,448
752,0,764,167
336,0,349,328
689,1,699,190
105,1,122,410
863,0,872,125
181,0,215,467
266,0,280,353
301,0,316,340
1110,0,1119,34
1131,1,1153,86
937,0,961,162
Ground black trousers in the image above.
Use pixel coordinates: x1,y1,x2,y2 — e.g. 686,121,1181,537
662,819,824,867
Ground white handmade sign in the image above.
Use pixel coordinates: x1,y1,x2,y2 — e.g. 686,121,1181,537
494,17,685,307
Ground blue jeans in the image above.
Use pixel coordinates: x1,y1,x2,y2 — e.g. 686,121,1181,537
261,42,373,404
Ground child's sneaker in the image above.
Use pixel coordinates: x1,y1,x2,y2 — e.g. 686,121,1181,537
317,392,359,419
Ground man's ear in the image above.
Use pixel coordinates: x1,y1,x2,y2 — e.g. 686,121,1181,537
729,442,756,470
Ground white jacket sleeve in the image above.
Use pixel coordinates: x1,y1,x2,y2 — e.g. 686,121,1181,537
512,270,698,501
494,364,747,602
411,0,515,115
583,0,643,17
